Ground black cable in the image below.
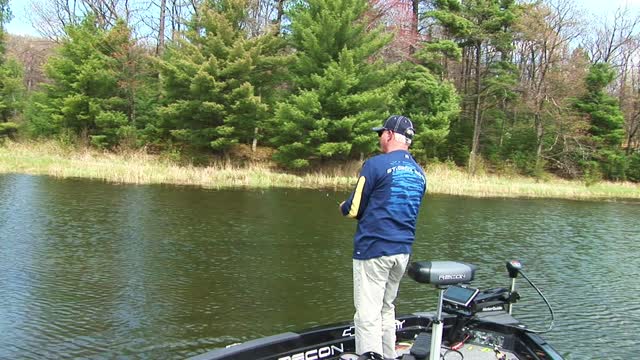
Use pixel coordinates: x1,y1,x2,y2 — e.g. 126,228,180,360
518,270,555,334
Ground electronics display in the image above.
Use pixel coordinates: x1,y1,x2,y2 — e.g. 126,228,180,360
443,285,479,307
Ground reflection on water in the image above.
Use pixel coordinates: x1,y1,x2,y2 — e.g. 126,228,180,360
0,174,638,359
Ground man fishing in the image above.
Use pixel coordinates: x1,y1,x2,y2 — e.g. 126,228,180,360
339,115,427,359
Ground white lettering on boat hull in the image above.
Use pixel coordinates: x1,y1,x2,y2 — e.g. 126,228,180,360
277,344,345,360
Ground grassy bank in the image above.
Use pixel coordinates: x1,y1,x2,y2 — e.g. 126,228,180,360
1,140,639,201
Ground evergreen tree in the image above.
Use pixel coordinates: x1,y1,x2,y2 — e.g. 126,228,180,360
0,0,24,130
0,0,9,58
156,0,291,154
107,23,159,148
394,62,459,162
271,0,402,168
574,63,627,180
28,17,143,147
0,59,24,122
574,63,625,147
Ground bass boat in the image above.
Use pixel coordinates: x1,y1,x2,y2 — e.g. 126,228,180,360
189,260,563,360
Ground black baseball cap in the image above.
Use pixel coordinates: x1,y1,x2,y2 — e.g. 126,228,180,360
372,115,415,139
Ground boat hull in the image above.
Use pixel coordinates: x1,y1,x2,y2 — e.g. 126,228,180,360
188,311,563,360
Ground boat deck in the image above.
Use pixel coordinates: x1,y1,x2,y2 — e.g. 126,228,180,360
454,344,518,360
337,340,519,360
396,342,519,360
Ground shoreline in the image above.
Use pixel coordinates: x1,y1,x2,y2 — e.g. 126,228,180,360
1,140,639,201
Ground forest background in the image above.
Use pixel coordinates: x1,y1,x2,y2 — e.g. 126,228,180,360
0,0,640,188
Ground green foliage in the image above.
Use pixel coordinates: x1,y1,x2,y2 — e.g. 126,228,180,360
445,118,472,166
627,152,640,182
24,91,61,137
393,62,460,162
0,0,11,58
27,16,145,148
581,160,603,186
597,149,629,181
271,0,401,168
493,125,538,175
0,1,24,122
585,62,615,91
156,0,291,153
574,63,625,147
426,0,522,174
0,121,17,139
287,0,392,89
484,61,519,101
90,135,109,148
0,58,25,121
428,0,521,51
414,40,462,75
426,3,474,39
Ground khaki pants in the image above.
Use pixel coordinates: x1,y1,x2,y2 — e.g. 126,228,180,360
353,253,410,358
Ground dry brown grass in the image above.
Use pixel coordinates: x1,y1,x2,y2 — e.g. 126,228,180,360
1,140,639,200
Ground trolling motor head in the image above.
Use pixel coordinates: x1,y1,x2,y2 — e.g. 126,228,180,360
408,261,477,286
506,260,523,278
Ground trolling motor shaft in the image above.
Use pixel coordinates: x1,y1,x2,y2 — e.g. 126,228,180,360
506,260,523,315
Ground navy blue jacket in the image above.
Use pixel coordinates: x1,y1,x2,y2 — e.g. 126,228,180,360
340,150,427,260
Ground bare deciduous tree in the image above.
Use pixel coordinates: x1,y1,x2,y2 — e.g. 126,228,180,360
27,0,131,40
582,5,640,65
516,0,582,164
582,5,640,153
623,58,640,152
7,34,54,91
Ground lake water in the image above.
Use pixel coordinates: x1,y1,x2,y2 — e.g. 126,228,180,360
0,174,638,359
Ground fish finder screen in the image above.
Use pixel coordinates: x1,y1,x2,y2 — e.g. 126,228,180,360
443,285,479,307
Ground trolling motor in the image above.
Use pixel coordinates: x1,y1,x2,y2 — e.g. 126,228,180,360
406,259,555,360
406,260,539,360
407,261,477,360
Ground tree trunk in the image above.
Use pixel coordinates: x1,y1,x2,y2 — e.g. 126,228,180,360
252,127,258,153
626,121,639,154
157,0,166,56
274,0,285,35
469,42,483,175
535,111,544,165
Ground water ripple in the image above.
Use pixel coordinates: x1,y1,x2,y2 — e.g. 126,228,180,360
1,176,638,359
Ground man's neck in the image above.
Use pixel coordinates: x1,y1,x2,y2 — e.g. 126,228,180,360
385,142,409,153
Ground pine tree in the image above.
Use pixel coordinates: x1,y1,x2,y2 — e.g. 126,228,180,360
28,17,142,147
0,0,24,133
156,0,291,154
574,63,627,180
0,59,24,123
270,0,402,168
574,63,625,147
394,62,459,162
